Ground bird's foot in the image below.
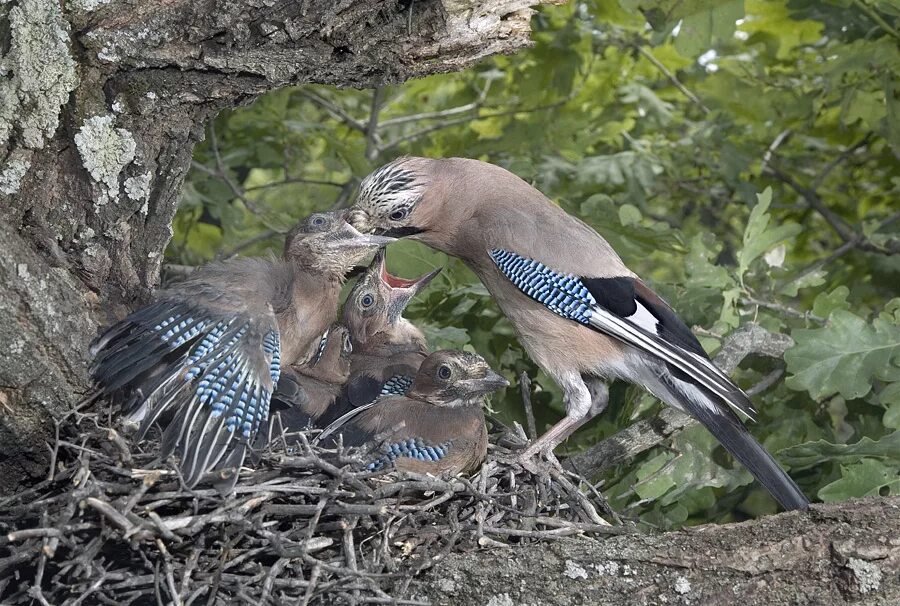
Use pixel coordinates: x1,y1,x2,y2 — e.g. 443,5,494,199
515,448,560,476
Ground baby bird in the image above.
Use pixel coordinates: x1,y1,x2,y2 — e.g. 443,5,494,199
341,248,441,408
327,350,508,476
268,323,353,433
89,211,392,488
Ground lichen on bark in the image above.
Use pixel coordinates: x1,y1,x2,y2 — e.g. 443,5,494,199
0,0,78,195
73,115,138,205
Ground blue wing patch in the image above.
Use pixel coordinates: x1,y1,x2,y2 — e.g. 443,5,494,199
367,437,451,470
489,249,596,324
380,374,413,397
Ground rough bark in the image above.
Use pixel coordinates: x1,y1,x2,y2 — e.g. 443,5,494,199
406,497,900,605
0,0,549,495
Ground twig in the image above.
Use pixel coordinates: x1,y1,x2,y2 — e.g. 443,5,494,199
811,132,873,190
852,0,900,40
739,295,825,324
634,45,710,114
519,372,537,440
298,89,367,132
364,87,385,162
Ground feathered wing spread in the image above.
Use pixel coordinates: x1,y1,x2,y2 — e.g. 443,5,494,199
489,248,809,510
91,281,282,489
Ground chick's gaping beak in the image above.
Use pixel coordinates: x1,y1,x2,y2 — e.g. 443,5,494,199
376,249,443,322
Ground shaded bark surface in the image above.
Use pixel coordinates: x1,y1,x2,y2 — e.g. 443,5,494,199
407,497,900,605
0,0,547,495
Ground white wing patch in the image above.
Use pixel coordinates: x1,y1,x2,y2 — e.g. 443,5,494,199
628,300,660,334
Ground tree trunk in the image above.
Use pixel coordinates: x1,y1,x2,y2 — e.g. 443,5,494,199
406,497,900,605
0,0,547,495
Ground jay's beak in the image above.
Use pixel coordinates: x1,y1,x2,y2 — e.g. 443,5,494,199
460,369,509,396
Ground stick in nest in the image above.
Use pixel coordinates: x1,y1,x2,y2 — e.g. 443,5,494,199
0,411,623,604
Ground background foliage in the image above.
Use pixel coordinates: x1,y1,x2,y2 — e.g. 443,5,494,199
173,0,900,527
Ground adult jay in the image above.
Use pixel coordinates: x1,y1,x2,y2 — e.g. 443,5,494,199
346,157,809,510
90,211,393,487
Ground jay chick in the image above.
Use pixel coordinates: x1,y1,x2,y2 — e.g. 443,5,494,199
326,350,508,475
268,323,353,433
90,211,392,488
341,248,441,408
347,157,809,510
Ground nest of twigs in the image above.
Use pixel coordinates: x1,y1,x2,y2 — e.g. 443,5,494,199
0,408,624,605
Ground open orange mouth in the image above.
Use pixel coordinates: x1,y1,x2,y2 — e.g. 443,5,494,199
380,264,419,289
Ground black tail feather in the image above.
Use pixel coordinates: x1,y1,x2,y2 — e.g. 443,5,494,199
667,378,809,511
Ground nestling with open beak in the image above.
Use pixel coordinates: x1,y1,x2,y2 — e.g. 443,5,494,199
324,350,508,476
340,248,441,408
89,210,393,489
347,156,809,510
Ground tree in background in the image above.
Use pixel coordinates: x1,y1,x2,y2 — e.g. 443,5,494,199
181,0,900,526
0,0,547,493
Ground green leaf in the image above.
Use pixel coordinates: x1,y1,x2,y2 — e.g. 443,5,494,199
635,453,677,500
737,188,802,283
618,203,642,226
685,234,733,289
811,286,851,318
818,458,900,502
785,311,900,400
778,430,900,469
884,401,900,429
674,0,745,58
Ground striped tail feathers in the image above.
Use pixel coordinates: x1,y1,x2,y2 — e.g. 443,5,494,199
315,398,381,446
586,306,757,421
662,374,809,510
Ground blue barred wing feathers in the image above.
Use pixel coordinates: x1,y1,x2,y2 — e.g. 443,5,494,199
488,248,755,420
91,294,281,488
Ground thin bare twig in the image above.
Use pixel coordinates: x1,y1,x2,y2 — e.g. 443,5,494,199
519,372,537,440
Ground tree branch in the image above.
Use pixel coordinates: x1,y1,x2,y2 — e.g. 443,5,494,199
408,497,900,605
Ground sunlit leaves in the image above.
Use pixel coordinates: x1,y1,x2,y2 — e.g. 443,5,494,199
737,188,802,284
674,0,745,58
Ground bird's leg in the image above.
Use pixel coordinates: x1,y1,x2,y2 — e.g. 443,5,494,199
519,374,608,465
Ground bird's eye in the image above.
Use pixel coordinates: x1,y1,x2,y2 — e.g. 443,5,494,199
389,208,408,222
360,293,375,308
311,215,327,228
437,365,452,380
